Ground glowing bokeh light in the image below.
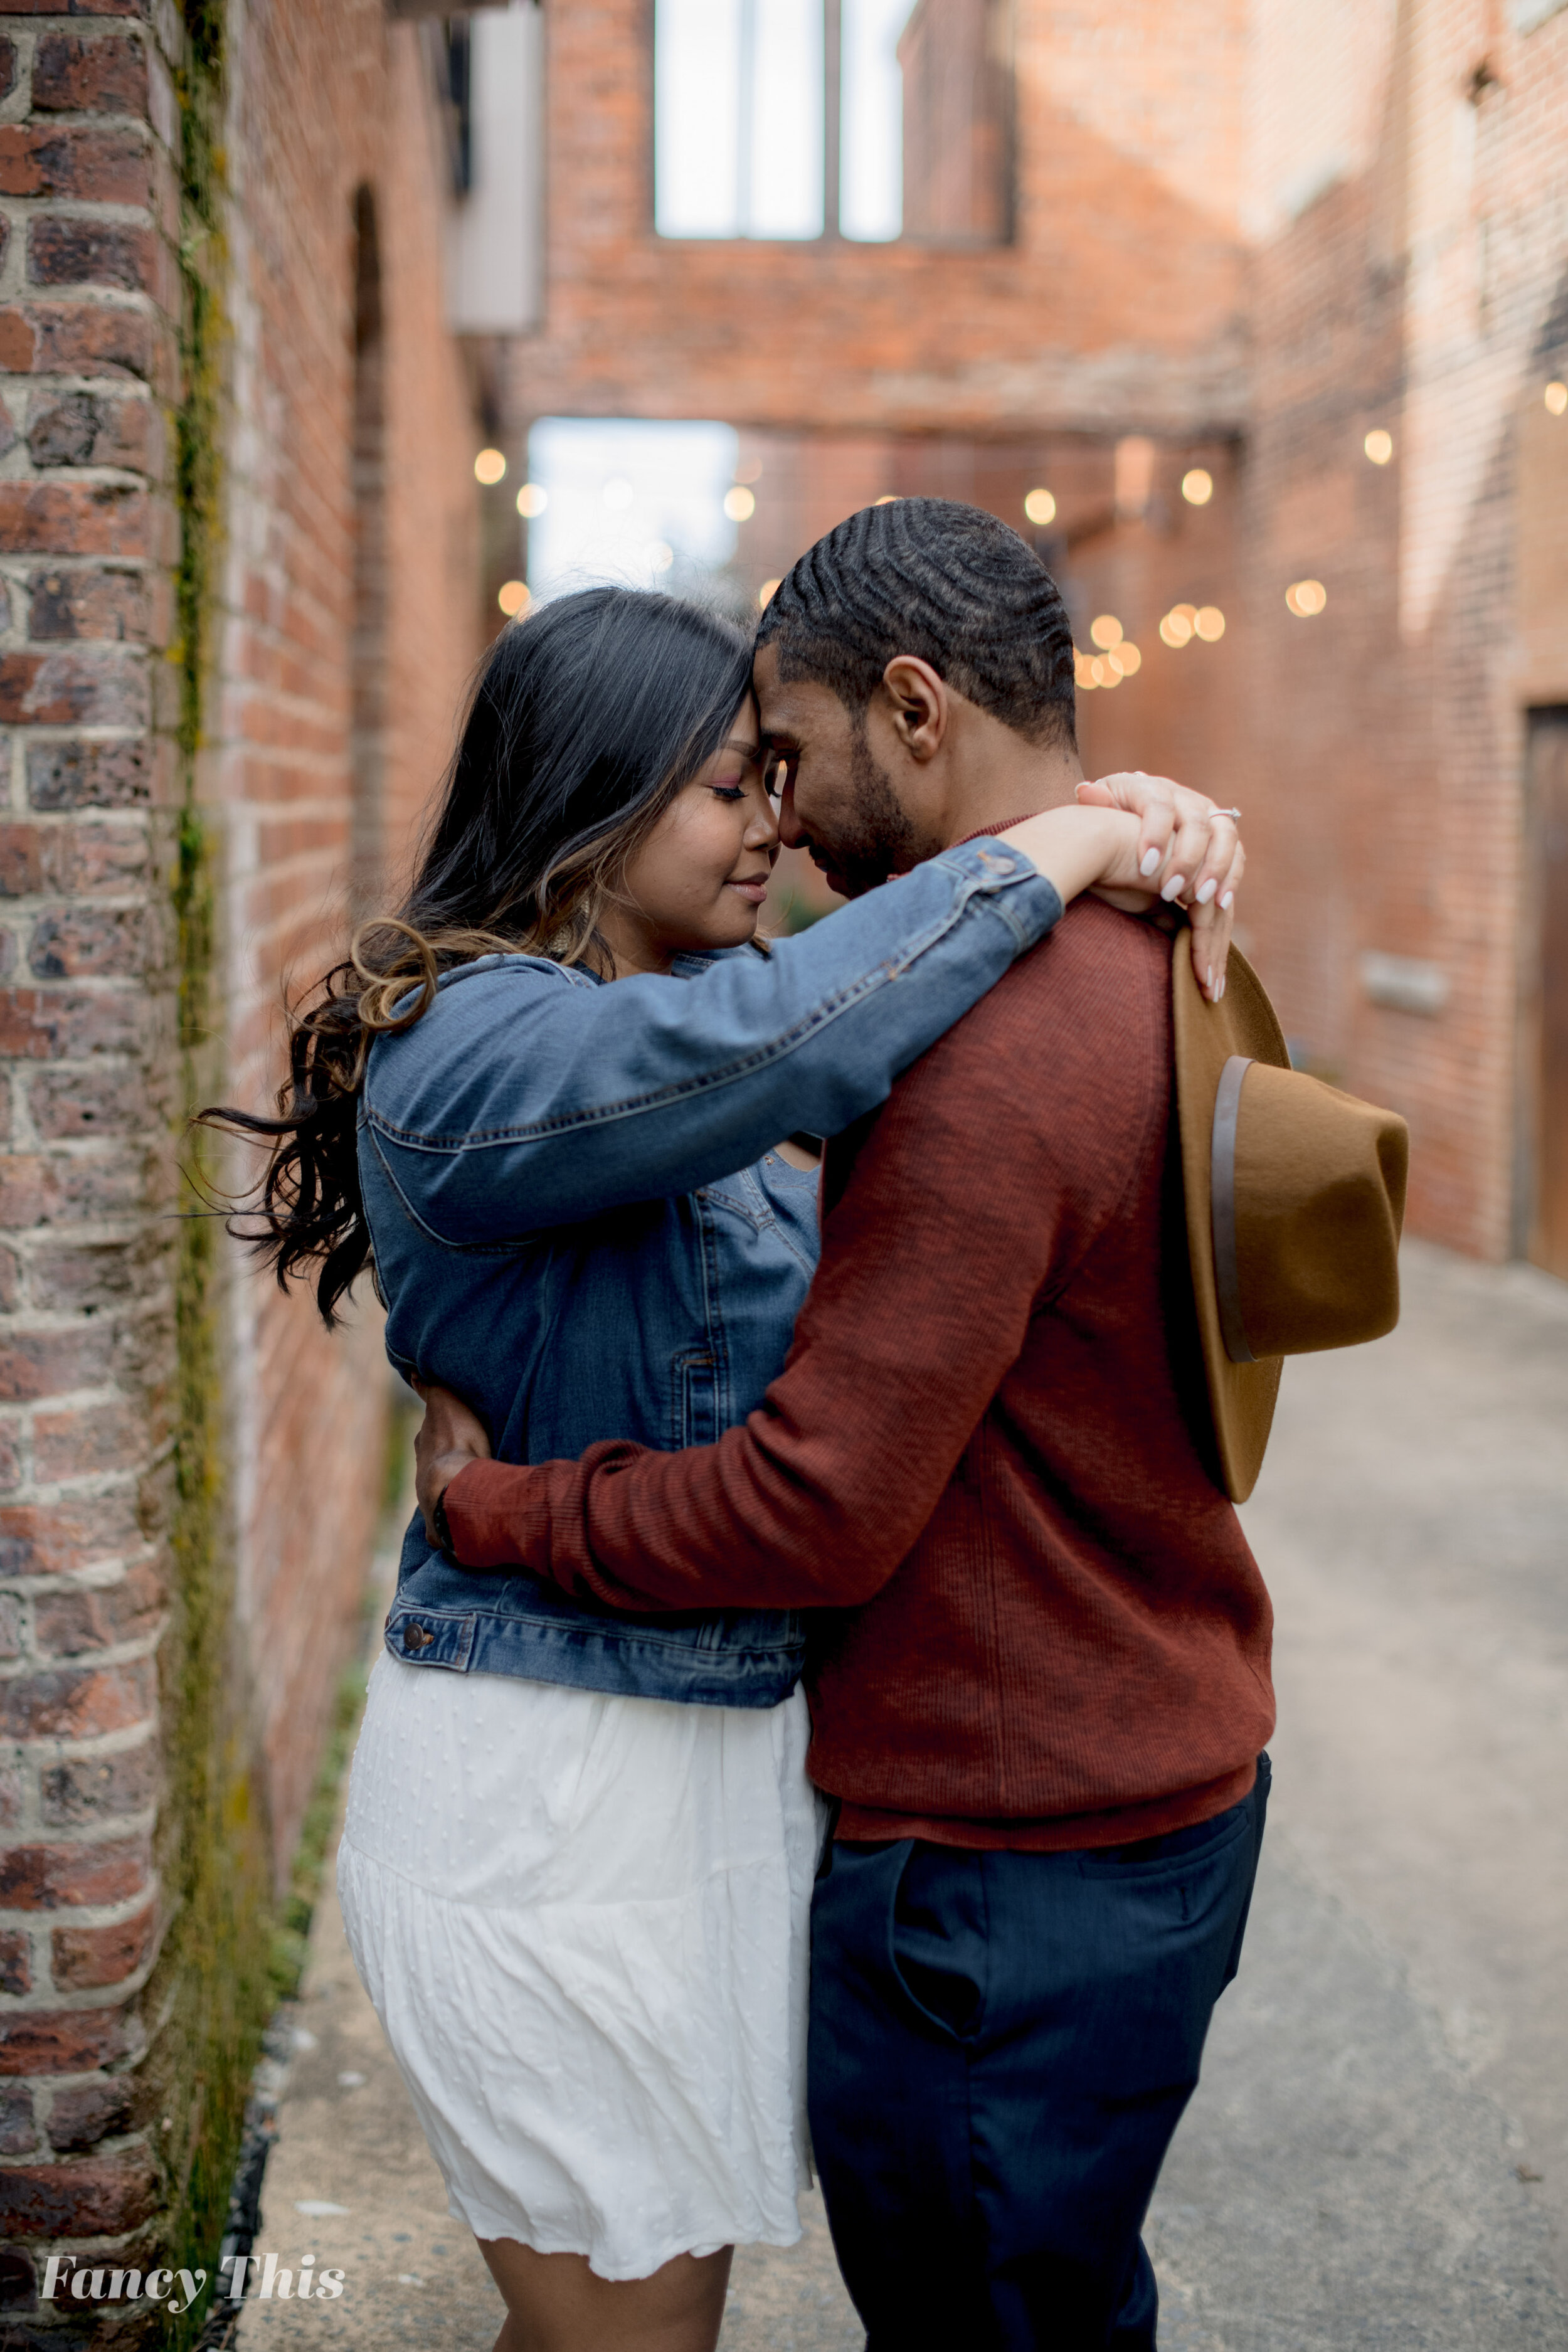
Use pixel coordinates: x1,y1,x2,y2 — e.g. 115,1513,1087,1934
474,448,508,486
874,493,899,506
516,482,549,518
1181,469,1214,506
1110,641,1142,676
1024,487,1057,526
758,578,781,608
1364,429,1394,465
497,580,529,617
1074,650,1097,691
1089,615,1123,650
723,485,756,521
1286,579,1327,617
1194,607,1226,642
1546,382,1568,416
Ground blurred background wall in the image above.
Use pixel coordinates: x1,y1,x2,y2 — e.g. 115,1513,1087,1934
504,0,1568,1273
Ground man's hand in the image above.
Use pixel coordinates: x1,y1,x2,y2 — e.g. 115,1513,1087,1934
413,1380,493,1547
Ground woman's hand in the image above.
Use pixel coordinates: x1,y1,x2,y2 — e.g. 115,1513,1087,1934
997,776,1243,1004
413,1380,493,1547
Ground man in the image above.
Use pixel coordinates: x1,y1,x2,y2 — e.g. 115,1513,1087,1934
415,499,1270,2349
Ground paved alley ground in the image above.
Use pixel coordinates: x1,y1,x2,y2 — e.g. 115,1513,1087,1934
237,1241,1568,2349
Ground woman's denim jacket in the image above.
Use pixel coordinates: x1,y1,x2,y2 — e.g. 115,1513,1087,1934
362,840,1062,1708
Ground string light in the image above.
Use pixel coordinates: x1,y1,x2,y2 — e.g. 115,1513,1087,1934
1364,430,1393,465
516,483,548,517
1194,607,1226,642
723,486,756,521
497,580,529,617
474,448,507,486
1089,615,1123,650
1285,579,1327,617
874,494,899,506
1024,487,1057,526
1180,469,1214,506
1159,605,1195,647
1546,382,1568,416
758,579,781,609
1074,642,1143,686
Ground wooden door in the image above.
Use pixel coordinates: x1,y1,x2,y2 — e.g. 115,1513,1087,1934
1530,709,1568,1276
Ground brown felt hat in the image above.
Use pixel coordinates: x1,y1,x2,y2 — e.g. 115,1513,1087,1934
1173,943,1409,1503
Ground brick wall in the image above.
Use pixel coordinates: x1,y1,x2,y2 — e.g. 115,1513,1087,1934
517,0,1249,436
0,0,185,2300
1235,0,1568,1256
216,0,482,1883
0,0,482,2328
533,0,1568,1263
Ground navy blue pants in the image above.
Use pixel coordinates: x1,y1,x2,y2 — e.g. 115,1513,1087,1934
807,1758,1269,2351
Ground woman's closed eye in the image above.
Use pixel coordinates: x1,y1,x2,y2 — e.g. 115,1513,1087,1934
710,783,748,803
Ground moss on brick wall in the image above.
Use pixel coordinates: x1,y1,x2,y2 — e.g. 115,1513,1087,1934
146,8,278,2336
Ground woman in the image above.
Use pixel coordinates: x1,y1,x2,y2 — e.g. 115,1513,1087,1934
213,585,1239,2352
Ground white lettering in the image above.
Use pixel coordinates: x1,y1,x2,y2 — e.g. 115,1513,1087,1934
71,2270,106,2301
169,2269,206,2315
315,2267,346,2299
258,2254,292,2300
108,2271,143,2300
220,2253,253,2300
144,2269,172,2301
40,2257,71,2301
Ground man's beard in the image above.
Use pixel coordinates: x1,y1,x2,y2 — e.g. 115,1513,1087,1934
807,718,924,899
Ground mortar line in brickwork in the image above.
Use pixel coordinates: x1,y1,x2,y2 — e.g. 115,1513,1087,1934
0,1534,163,1574
3,377,162,400
8,199,157,228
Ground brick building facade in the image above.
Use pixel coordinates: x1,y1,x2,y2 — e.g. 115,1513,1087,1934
519,0,1568,1264
0,0,483,2328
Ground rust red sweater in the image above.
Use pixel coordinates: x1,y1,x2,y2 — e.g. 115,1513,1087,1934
445,898,1276,1850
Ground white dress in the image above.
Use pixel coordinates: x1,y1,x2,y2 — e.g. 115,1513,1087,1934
337,1649,822,2280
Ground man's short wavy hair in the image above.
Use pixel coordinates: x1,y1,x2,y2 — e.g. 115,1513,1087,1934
756,496,1078,752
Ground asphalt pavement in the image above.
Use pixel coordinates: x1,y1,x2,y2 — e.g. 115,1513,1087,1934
236,1239,1568,2348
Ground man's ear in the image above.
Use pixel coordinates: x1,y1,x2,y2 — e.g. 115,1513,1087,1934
881,655,948,762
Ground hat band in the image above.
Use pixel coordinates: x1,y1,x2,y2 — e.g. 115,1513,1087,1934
1210,1054,1256,1365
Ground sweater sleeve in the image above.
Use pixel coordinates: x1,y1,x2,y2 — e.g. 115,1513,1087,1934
442,921,1150,1610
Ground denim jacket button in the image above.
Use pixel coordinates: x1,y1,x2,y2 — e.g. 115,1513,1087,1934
402,1621,434,1653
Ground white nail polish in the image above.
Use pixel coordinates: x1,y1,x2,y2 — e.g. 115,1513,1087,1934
1220,890,1234,911
1207,966,1214,992
1140,847,1162,878
1160,874,1185,903
1195,878,1217,906
1218,975,1226,1000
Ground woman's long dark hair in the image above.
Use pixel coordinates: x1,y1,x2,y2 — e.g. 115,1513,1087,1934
201,586,754,1327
